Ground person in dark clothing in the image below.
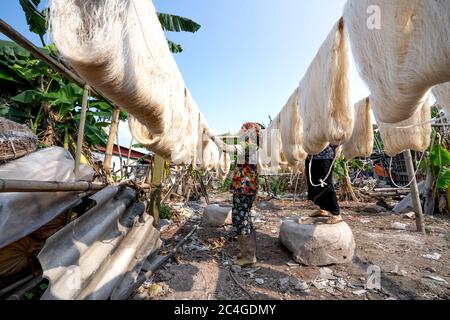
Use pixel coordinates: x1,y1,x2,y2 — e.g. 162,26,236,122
305,144,342,224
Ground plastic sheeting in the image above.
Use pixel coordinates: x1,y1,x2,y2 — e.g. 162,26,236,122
38,186,161,300
0,147,94,249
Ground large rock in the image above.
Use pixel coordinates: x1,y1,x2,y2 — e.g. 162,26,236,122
393,181,424,214
279,217,356,266
203,204,232,227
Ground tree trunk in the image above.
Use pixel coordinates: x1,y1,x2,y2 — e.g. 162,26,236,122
103,106,121,177
403,150,426,234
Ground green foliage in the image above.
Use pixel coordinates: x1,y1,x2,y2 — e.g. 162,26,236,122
157,13,201,33
257,176,288,196
0,40,118,152
160,204,172,220
167,40,183,54
219,177,232,192
429,143,450,190
157,12,201,54
19,0,46,37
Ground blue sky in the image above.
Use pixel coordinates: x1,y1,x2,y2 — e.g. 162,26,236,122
1,0,369,144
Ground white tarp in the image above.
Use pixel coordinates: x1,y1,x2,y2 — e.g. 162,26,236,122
38,186,161,300
0,147,94,249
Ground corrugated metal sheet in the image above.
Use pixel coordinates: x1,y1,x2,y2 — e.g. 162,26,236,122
37,186,161,300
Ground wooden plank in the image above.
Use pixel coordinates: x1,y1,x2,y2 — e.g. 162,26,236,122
150,155,165,227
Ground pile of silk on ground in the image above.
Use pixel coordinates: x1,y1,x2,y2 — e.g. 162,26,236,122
299,17,353,155
344,0,450,124
343,97,373,160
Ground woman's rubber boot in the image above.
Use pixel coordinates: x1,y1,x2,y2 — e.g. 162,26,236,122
234,230,257,267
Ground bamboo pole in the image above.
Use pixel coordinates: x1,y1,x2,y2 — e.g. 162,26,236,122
0,179,106,192
104,106,121,176
150,155,165,227
0,19,86,86
116,125,124,179
74,85,90,177
126,138,135,167
403,150,426,234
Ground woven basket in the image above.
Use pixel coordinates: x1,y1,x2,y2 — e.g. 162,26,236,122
0,117,38,162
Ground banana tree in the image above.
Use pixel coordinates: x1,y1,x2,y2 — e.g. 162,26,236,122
0,40,126,156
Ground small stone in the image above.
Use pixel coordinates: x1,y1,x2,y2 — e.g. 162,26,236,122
158,219,172,232
425,267,437,273
359,277,366,282
231,265,242,273
424,275,448,284
286,261,300,268
335,271,348,278
295,281,309,291
403,212,416,220
255,278,265,285
422,252,441,261
312,279,328,290
336,278,347,290
223,260,232,266
353,289,367,296
363,205,386,214
320,267,337,280
203,204,232,227
141,279,153,289
245,267,260,274
279,277,290,286
391,222,408,230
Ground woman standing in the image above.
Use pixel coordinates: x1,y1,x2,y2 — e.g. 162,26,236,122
230,122,261,267
305,144,342,224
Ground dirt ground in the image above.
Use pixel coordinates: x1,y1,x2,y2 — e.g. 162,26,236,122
132,192,450,300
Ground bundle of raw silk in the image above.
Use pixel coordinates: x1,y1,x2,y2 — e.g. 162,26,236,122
344,0,450,123
343,97,374,160
299,17,353,155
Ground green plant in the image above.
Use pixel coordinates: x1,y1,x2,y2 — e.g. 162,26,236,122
160,204,172,220
428,143,450,190
219,177,232,192
0,40,124,153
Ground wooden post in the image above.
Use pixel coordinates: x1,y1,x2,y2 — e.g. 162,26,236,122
126,138,134,166
74,85,89,177
104,106,121,176
150,155,165,227
403,150,426,234
423,165,435,215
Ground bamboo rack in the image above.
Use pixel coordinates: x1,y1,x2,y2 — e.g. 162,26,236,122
0,179,106,193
